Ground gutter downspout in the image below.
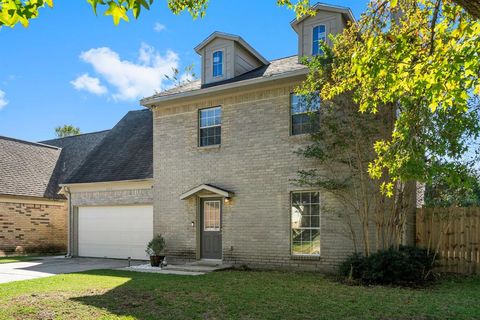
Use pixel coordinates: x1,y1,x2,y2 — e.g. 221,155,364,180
65,186,73,258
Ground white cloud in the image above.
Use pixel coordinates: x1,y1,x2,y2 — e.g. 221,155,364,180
71,74,108,95
0,90,8,109
153,22,166,32
78,43,179,101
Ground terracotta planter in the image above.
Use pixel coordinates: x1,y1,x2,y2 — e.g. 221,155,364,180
149,255,165,267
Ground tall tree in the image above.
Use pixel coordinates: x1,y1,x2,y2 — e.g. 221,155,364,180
55,125,81,138
298,0,480,196
294,55,414,255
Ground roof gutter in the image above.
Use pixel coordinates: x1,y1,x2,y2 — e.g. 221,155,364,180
64,186,73,258
59,178,154,188
141,68,308,107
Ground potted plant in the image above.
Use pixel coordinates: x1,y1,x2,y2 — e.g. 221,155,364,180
146,234,166,267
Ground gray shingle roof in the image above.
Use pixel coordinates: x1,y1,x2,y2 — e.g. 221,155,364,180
142,55,306,102
66,109,153,184
40,130,109,186
0,137,62,199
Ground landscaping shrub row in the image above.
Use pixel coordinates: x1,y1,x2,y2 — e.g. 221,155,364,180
339,246,437,285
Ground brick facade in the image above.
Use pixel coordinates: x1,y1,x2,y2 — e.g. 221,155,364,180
0,197,67,255
70,188,153,207
151,77,415,272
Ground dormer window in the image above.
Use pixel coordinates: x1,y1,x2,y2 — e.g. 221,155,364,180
312,25,326,56
212,51,223,77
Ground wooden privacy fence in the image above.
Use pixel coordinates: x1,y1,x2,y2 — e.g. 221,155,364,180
416,207,480,274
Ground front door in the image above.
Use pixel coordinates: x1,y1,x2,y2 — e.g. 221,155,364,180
201,198,222,259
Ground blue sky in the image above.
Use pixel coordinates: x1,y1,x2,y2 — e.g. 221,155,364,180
0,1,367,142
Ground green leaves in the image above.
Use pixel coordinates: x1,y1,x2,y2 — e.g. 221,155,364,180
88,0,208,24
55,125,81,138
300,0,480,196
0,0,209,27
0,0,53,28
105,1,129,25
167,0,208,18
277,0,314,18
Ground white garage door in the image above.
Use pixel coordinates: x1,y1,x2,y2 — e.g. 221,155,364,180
78,205,153,260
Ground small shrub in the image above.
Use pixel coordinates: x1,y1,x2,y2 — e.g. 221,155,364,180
339,246,437,285
22,244,67,255
338,253,366,280
146,234,166,256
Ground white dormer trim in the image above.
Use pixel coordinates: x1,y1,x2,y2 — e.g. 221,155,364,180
290,3,356,31
195,31,269,66
180,184,234,200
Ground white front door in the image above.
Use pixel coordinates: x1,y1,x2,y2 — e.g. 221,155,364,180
78,205,153,260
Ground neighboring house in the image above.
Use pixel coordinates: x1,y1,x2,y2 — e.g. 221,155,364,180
137,3,416,271
0,130,107,255
59,110,153,260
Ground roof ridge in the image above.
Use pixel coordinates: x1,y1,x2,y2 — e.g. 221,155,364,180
40,129,111,142
0,135,61,150
268,54,298,62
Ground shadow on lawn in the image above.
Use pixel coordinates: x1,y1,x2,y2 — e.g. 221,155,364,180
70,269,211,320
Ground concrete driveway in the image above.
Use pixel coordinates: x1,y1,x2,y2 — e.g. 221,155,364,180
0,256,141,284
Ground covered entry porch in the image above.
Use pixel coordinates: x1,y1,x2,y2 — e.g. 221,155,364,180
180,184,234,261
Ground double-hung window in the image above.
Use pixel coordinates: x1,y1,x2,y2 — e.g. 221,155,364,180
291,191,320,256
312,25,326,56
213,51,223,77
291,94,320,135
199,106,222,147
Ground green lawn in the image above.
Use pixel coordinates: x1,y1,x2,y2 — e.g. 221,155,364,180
0,270,479,320
0,256,41,264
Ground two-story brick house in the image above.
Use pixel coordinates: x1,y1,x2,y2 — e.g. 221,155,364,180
139,3,416,271
56,2,415,271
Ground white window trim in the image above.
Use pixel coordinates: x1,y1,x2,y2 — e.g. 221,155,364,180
199,106,222,147
312,24,327,56
290,93,321,136
212,50,224,78
290,190,321,257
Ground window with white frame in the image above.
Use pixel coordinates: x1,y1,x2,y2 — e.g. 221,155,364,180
199,106,222,146
204,200,221,231
291,191,320,256
291,94,320,135
213,51,223,77
312,25,326,56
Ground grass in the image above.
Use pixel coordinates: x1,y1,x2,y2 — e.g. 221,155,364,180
0,270,479,319
0,256,42,264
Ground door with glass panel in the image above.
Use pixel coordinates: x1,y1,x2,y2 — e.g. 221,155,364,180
201,198,222,259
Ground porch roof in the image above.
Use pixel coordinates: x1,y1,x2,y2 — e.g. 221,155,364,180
180,184,234,200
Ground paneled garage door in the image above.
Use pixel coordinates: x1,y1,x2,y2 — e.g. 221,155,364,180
78,205,153,260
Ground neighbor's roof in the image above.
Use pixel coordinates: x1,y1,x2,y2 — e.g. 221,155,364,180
40,130,110,186
0,136,62,199
194,31,269,65
141,55,307,105
65,109,153,184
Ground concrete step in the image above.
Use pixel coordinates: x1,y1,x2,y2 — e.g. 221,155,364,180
120,262,232,275
163,263,231,273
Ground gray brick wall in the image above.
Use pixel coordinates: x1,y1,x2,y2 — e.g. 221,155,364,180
70,188,153,207
152,78,385,272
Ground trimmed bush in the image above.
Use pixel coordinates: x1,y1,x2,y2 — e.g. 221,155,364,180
339,246,437,285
